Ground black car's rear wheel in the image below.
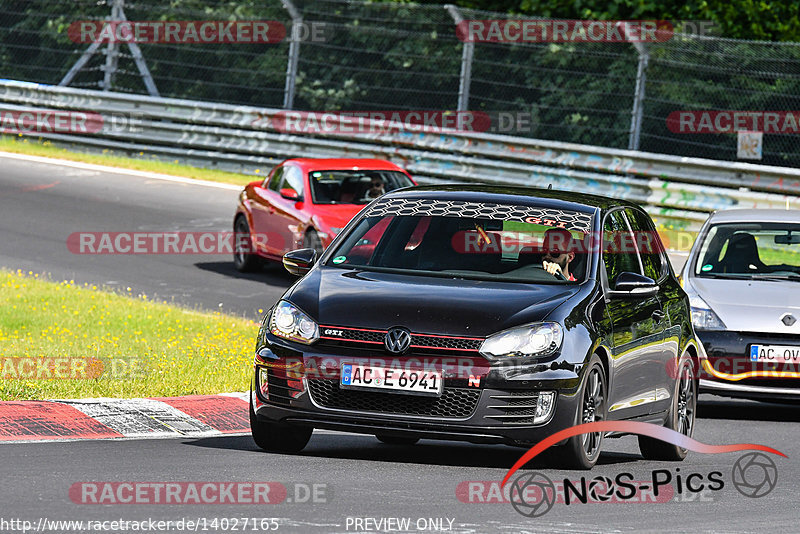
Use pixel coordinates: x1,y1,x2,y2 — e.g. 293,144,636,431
249,400,312,453
639,354,696,461
376,435,420,446
234,216,262,272
557,355,606,469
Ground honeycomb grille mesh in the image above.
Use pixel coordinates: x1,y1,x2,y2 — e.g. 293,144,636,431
307,379,480,418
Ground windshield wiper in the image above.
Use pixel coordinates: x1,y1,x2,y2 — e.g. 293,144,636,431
698,273,750,279
750,275,800,282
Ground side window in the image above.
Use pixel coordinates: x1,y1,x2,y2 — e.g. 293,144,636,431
283,166,304,197
603,210,642,286
267,166,285,192
625,208,665,281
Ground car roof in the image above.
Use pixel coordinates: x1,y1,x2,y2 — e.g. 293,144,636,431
708,208,800,224
382,184,641,213
283,158,406,172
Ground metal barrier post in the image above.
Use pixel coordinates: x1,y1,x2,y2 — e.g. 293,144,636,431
445,5,473,112
281,0,302,110
622,22,649,151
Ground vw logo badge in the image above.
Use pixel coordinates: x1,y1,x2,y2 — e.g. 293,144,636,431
384,327,411,354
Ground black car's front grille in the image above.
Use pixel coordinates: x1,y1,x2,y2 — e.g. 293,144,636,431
307,379,480,418
318,325,483,353
412,335,482,351
485,391,543,425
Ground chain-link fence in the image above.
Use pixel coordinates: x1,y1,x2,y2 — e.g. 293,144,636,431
2,0,800,168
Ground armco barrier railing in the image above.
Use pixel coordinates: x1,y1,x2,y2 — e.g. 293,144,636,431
3,78,800,232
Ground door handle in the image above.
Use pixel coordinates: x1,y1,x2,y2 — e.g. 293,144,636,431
652,309,665,321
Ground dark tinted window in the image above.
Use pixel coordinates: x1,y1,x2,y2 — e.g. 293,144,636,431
308,170,413,204
625,208,664,281
603,210,642,285
267,166,285,192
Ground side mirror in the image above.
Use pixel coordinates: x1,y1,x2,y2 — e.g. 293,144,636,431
279,188,301,201
610,271,658,298
283,248,317,276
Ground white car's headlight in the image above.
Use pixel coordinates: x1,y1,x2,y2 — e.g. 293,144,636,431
480,322,563,360
689,294,726,330
269,300,319,344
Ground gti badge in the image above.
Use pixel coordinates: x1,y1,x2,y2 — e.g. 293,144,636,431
384,327,411,354
781,313,796,327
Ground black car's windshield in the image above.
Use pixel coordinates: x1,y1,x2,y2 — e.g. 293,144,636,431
325,199,594,283
309,170,413,204
694,222,800,279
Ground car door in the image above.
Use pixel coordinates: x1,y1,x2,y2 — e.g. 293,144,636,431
251,165,285,257
603,209,666,419
270,164,307,254
626,207,682,414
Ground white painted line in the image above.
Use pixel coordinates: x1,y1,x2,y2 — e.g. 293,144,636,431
218,392,249,402
0,151,242,190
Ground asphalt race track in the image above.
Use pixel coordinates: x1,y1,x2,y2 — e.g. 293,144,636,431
0,154,291,320
0,154,796,533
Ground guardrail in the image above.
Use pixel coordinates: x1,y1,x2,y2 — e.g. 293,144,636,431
4,78,800,231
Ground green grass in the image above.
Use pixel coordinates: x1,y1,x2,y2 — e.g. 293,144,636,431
0,135,261,187
0,270,260,400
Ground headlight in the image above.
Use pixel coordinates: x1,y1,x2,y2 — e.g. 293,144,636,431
480,322,563,360
689,294,726,330
269,300,319,344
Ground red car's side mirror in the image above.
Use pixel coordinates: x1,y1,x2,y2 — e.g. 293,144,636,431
279,188,301,201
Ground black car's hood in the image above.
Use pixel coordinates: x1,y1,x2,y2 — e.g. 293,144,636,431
284,267,582,337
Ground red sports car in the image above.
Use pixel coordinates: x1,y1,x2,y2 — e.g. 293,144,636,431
233,158,416,271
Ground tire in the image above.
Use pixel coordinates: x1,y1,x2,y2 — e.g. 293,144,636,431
249,400,312,453
638,354,697,461
233,216,262,273
556,355,607,469
303,229,323,256
376,435,420,446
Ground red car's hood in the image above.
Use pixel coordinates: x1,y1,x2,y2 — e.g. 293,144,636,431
310,203,366,230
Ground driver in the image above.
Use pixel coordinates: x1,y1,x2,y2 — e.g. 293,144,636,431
362,176,386,200
542,228,578,281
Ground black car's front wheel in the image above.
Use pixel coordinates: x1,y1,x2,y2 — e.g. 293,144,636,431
557,355,606,469
249,400,312,453
638,354,697,461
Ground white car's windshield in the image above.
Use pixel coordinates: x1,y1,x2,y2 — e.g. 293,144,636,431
694,222,800,279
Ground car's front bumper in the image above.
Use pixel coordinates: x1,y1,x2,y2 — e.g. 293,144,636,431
696,330,800,398
251,336,586,447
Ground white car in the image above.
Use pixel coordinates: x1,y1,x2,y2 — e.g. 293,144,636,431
681,208,800,400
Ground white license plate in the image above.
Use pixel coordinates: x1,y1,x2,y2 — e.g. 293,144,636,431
340,363,442,396
750,344,800,362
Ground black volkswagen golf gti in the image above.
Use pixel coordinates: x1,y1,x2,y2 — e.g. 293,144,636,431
250,185,702,468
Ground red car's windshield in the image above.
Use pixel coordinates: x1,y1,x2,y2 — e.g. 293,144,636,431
308,170,413,205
